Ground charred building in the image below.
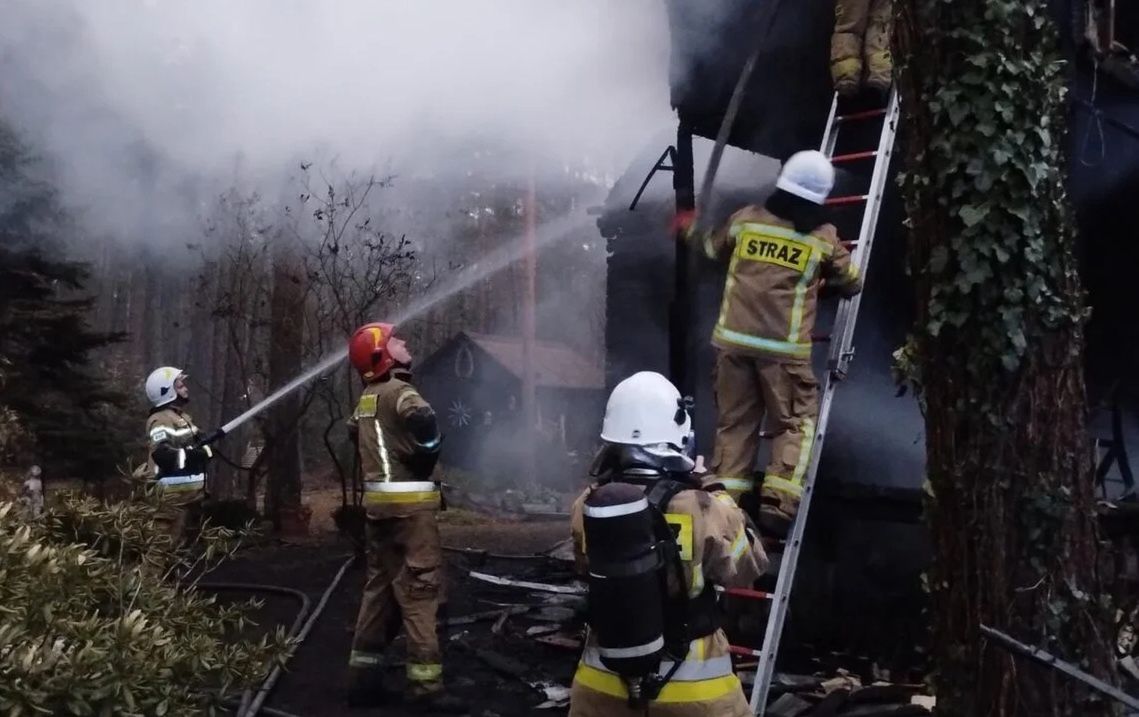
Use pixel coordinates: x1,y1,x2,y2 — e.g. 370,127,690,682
599,0,1139,674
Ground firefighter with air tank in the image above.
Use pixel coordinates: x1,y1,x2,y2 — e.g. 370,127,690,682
568,371,768,716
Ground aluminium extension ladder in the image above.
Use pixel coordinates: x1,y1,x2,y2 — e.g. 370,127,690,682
723,87,901,715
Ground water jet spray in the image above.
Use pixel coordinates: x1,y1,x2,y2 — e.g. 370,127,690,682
200,202,598,446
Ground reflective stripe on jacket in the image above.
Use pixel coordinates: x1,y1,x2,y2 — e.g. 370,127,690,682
575,636,741,703
697,207,862,361
349,370,440,518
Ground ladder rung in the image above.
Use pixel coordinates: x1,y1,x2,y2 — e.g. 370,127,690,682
729,644,763,658
836,107,887,122
724,587,773,601
841,240,858,249
830,150,878,163
825,195,868,206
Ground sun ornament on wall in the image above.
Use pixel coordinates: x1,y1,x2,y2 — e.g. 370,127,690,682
448,399,472,428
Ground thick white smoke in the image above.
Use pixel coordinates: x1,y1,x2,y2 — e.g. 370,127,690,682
0,0,673,240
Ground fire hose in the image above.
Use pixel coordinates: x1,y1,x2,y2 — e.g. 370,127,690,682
197,582,309,716
690,0,788,236
200,553,356,717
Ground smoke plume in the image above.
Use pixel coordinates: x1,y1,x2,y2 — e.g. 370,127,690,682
0,1,672,242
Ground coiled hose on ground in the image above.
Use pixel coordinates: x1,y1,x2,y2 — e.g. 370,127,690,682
199,553,356,717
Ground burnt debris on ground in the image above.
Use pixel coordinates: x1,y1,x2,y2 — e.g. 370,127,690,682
200,516,934,717
202,521,580,716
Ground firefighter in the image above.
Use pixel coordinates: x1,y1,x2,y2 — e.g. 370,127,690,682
568,371,768,717
144,367,211,543
677,150,863,538
831,0,893,97
344,323,463,712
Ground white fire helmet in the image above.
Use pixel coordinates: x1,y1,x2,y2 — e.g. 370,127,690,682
145,366,185,408
775,149,836,205
601,371,693,453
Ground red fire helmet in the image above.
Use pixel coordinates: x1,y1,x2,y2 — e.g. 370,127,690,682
348,322,396,382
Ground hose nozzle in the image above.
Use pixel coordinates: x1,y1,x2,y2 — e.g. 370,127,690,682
199,428,227,446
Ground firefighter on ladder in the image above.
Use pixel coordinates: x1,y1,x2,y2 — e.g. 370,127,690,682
344,323,463,712
677,150,863,538
831,0,893,97
143,367,212,544
569,371,768,717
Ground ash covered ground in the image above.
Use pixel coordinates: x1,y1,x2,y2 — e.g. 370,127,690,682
203,506,937,717
207,517,578,717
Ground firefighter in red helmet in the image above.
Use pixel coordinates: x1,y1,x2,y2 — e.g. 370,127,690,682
344,323,461,711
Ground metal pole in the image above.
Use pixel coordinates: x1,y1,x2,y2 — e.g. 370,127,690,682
670,123,695,395
981,624,1139,711
522,174,538,486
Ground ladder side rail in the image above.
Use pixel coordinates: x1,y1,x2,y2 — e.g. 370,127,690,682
819,92,842,158
749,376,842,714
829,88,900,376
751,88,901,715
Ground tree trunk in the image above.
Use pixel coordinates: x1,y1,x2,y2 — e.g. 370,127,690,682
141,249,161,367
126,258,148,378
895,1,1117,714
209,258,245,501
265,241,305,531
187,265,213,388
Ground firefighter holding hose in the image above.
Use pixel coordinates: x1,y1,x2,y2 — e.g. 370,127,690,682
677,150,862,538
569,371,768,716
343,323,463,712
143,366,212,544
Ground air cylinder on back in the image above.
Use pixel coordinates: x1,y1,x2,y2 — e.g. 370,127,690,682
583,481,667,677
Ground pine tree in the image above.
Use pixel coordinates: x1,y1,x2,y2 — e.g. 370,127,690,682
0,118,133,481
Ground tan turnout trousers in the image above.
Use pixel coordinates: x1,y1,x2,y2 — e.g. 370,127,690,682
350,512,443,695
832,0,893,95
712,352,819,532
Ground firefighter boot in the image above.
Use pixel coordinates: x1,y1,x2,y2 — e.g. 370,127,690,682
346,667,398,707
831,0,866,96
864,0,894,95
757,485,800,539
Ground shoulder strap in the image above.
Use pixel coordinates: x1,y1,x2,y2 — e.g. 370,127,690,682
642,479,698,658
644,478,691,513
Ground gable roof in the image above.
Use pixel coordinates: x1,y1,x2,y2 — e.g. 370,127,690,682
464,332,603,390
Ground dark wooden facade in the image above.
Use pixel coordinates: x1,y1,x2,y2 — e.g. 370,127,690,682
598,0,1139,670
415,332,605,488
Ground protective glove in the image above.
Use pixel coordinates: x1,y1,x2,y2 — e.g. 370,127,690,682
671,209,697,236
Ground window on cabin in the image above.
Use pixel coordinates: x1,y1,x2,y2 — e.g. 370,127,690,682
455,344,475,379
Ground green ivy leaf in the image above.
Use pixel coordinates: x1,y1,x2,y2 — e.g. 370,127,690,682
959,204,988,227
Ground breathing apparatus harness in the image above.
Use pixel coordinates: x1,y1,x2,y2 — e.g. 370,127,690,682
583,446,722,708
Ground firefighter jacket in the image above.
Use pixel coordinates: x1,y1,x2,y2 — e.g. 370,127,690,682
569,478,768,716
146,405,208,502
349,369,442,519
696,206,862,362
